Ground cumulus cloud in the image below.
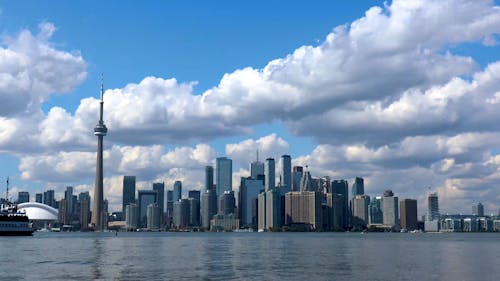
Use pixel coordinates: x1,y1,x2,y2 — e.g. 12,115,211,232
4,0,496,152
0,22,86,117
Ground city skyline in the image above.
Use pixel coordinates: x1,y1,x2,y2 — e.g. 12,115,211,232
1,0,500,215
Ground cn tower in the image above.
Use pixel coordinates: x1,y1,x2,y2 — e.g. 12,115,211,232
91,80,108,231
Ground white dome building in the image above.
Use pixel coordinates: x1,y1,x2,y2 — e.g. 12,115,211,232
17,202,58,223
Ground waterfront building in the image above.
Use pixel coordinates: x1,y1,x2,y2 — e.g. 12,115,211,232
173,181,182,202
284,191,322,231
383,190,399,228
265,158,275,191
400,199,418,231
17,191,29,204
478,217,493,232
35,193,43,203
173,199,190,229
216,157,232,197
265,188,281,230
258,192,266,231
427,192,440,221
292,166,303,192
43,189,56,208
280,155,292,190
122,176,136,216
138,190,157,228
326,193,344,230
352,195,370,228
472,202,484,216
219,190,236,215
441,218,462,232
210,213,240,231
205,166,214,191
201,189,217,229
368,196,383,225
125,203,139,230
463,217,478,232
494,220,500,232
332,179,349,229
239,177,264,228
188,198,200,227
147,203,161,230
91,81,108,231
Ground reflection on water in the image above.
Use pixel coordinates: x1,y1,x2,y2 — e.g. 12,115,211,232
0,232,499,280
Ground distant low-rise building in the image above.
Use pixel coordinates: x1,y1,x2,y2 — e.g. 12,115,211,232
210,213,239,231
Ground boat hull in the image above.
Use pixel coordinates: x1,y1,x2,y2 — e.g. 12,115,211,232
0,230,34,236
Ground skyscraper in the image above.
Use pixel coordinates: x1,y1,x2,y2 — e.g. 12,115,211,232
300,169,313,192
219,190,236,215
188,190,201,202
188,198,200,227
166,190,174,227
326,193,344,230
427,192,439,221
265,188,282,230
332,179,349,229
292,166,303,192
126,203,139,230
35,193,43,203
264,158,275,191
79,196,90,230
173,181,182,202
284,191,322,231
147,203,161,230
91,81,108,231
400,199,418,231
353,195,370,228
17,191,29,203
122,176,136,215
368,196,383,225
472,202,484,216
239,177,264,228
280,155,291,189
153,182,165,212
65,186,74,218
138,190,157,228
383,190,399,228
216,157,232,197
205,166,214,191
173,199,190,229
201,189,217,229
43,190,56,208
352,177,364,197
250,152,264,180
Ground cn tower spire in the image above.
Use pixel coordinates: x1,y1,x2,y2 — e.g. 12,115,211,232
91,76,108,231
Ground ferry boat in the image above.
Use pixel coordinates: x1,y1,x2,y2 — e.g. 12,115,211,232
0,202,34,236
0,177,34,236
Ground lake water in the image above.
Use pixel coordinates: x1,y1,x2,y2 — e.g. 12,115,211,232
0,232,499,280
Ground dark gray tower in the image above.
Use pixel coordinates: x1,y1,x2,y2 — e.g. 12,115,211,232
91,81,108,231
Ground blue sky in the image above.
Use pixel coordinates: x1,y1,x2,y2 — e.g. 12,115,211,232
1,0,500,214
